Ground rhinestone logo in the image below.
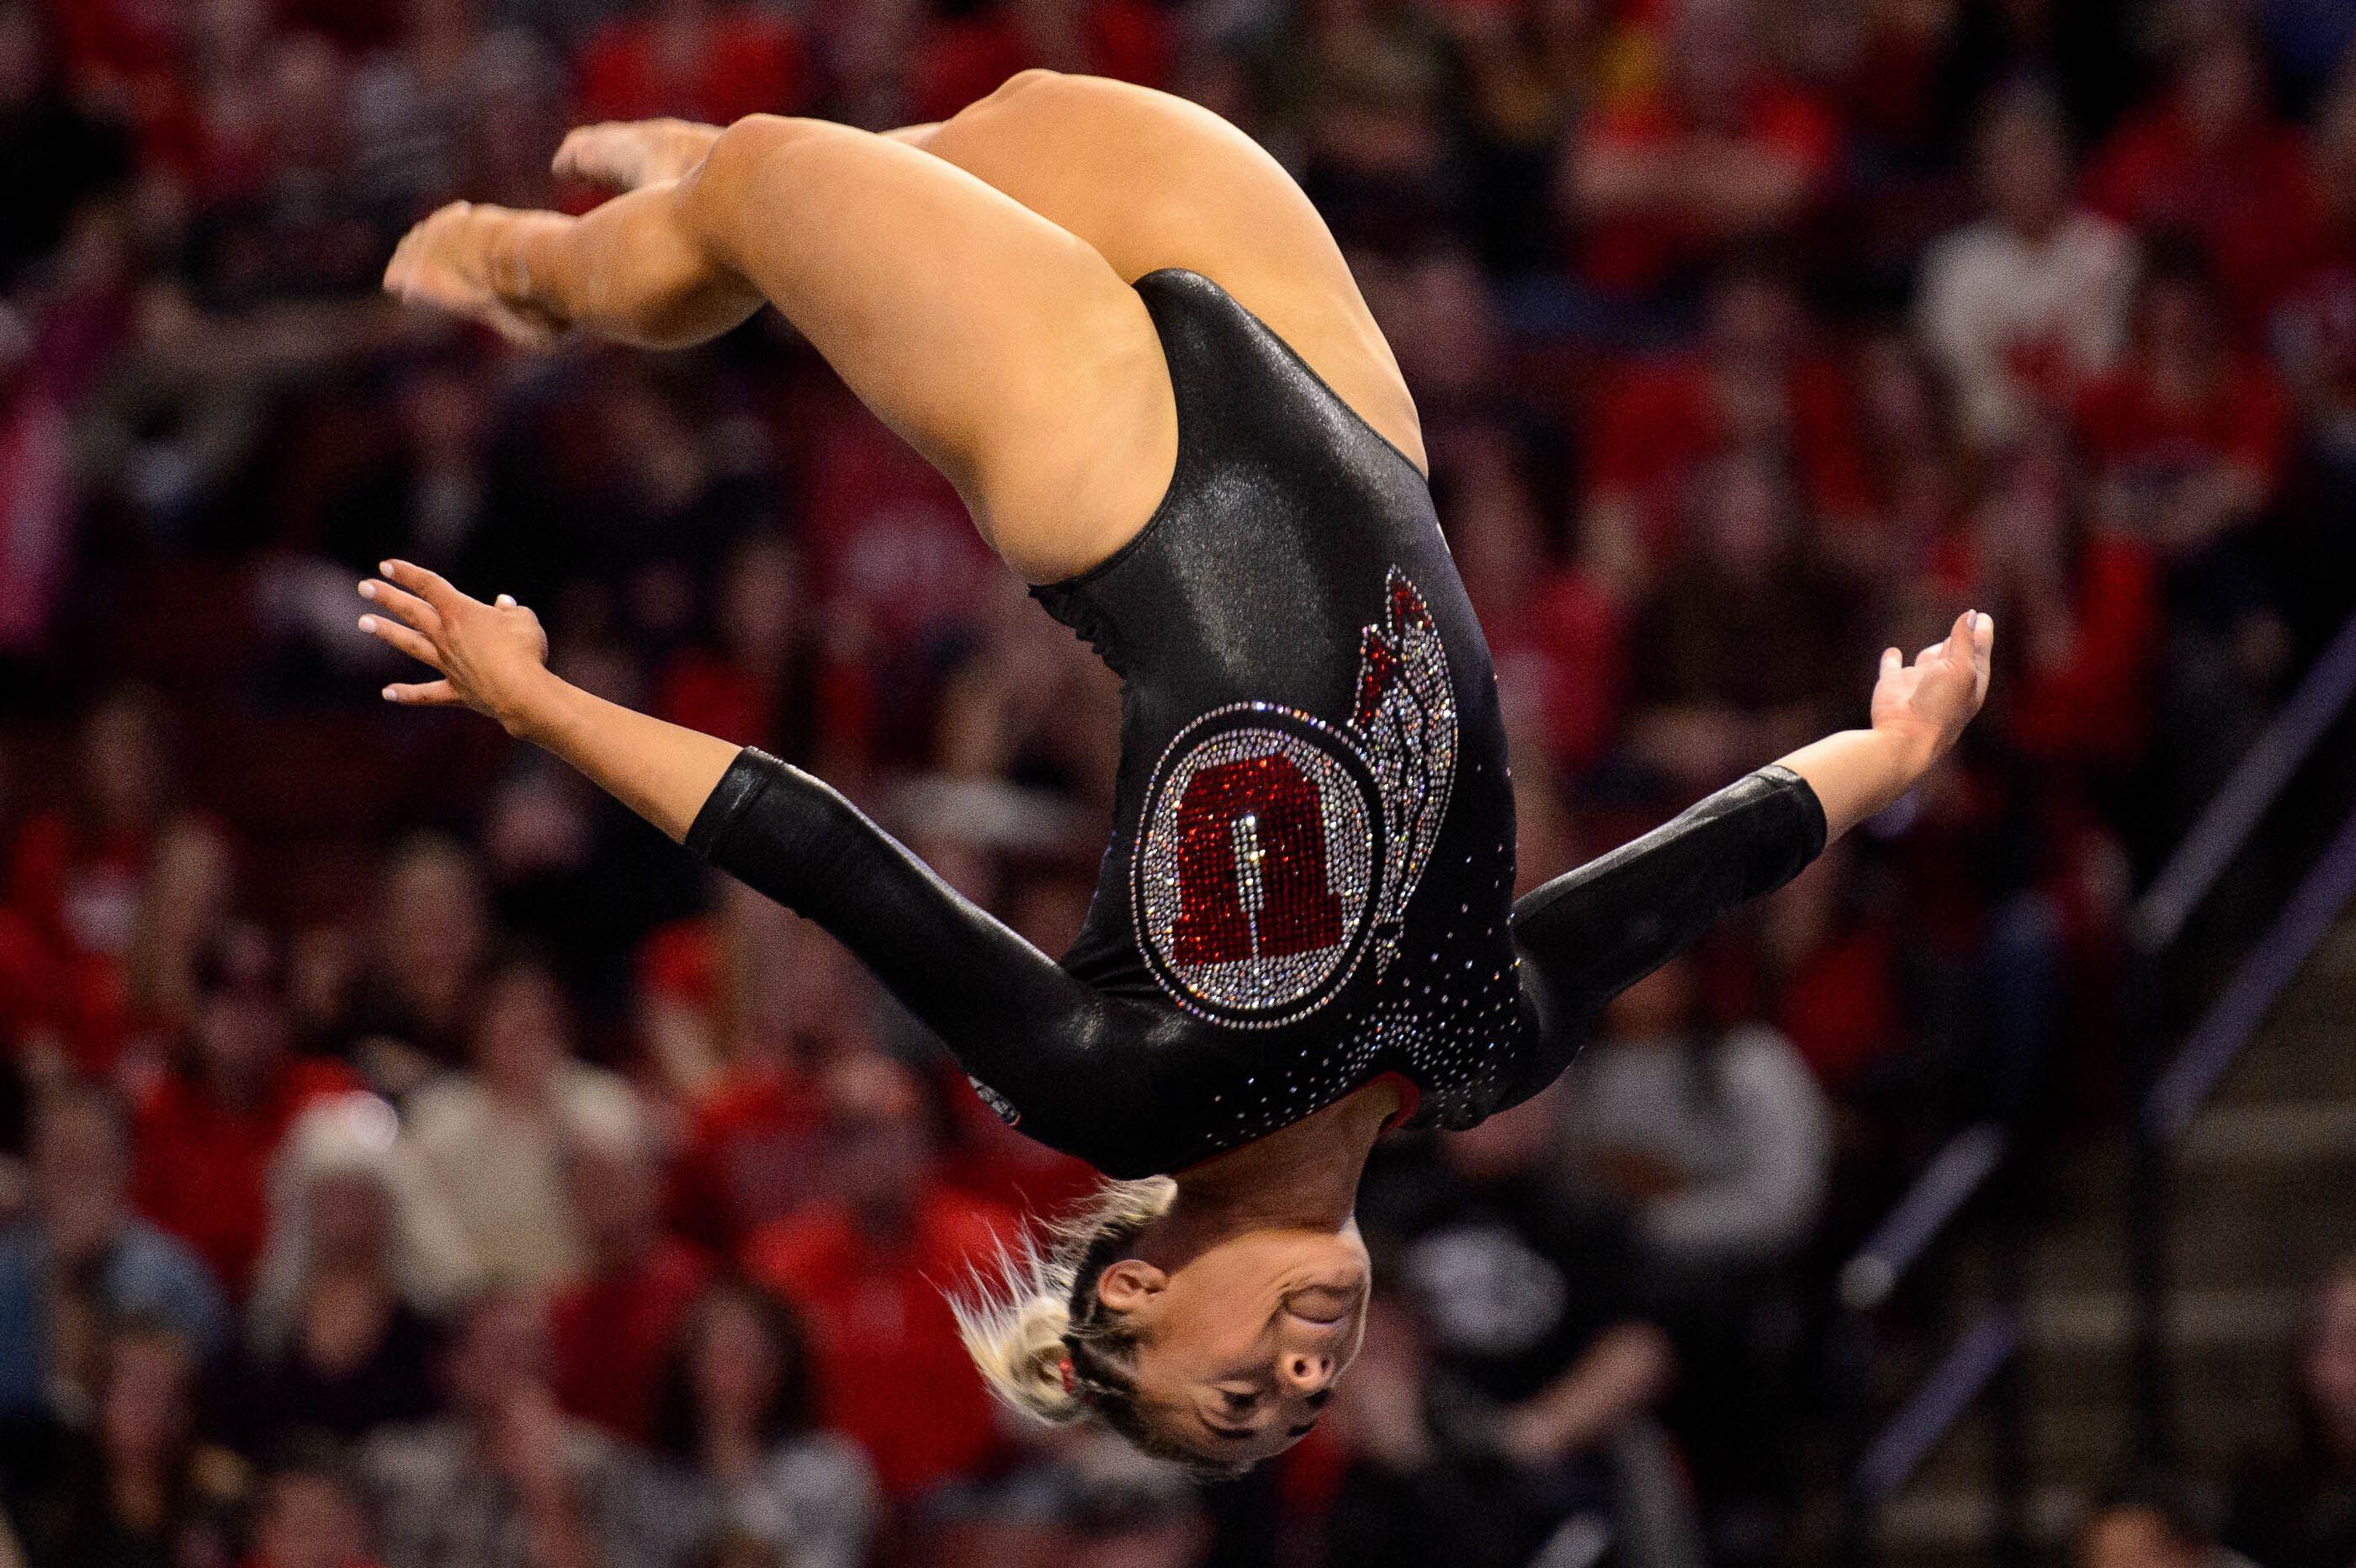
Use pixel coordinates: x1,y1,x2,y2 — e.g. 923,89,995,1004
1132,569,1458,1025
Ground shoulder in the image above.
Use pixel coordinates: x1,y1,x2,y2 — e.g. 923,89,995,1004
764,1432,878,1508
1717,1027,1828,1109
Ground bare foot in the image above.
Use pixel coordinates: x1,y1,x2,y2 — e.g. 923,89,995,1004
383,201,571,347
553,119,723,193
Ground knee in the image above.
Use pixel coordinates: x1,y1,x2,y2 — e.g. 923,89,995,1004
967,67,1111,122
682,113,830,234
990,67,1069,103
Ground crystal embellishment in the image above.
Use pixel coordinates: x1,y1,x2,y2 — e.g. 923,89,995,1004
1130,569,1459,1025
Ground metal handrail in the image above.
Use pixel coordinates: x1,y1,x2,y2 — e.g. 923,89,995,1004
1840,600,2356,1550
1839,1122,2008,1311
1841,603,2356,1311
2142,800,2356,1139
2130,607,2356,955
1851,1307,2022,1507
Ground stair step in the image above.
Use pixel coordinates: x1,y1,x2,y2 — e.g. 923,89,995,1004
2022,1285,2302,1352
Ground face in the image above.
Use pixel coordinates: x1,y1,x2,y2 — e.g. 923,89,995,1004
1979,102,2070,235
101,1333,192,1466
471,967,571,1092
2304,1272,2356,1452
1099,1224,1372,1465
305,1168,393,1266
690,1293,780,1417
252,1473,367,1568
449,1295,550,1415
34,1098,129,1250
2077,1508,2202,1568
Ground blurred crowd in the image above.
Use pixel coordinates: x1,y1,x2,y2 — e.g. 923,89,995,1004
4,0,2356,1562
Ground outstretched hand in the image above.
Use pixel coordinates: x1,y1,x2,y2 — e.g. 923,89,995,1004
356,561,555,734
1869,608,1994,766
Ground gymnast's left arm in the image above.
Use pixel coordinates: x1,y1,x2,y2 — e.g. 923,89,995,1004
1506,610,1993,1066
354,559,740,839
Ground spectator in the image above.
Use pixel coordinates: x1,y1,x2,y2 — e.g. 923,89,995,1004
1917,85,2136,452
130,926,362,1296
547,1118,711,1442
649,1279,878,1568
1563,0,1838,299
1443,422,1625,773
240,1096,459,1450
656,892,835,1251
1559,951,1831,1279
2079,1481,2252,1568
1622,453,1863,794
573,0,810,129
0,1,130,288
0,1087,226,1429
1337,1094,1688,1568
2271,52,2356,500
744,1053,1016,1497
2085,16,2322,330
2,689,174,1079
0,301,73,659
242,1449,381,1568
1582,261,1870,599
2075,238,2290,573
11,1319,242,1568
403,953,643,1289
361,1290,678,1568
2225,1255,2356,1568
332,834,494,1094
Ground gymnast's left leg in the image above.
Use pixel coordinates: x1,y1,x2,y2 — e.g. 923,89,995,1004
384,111,1178,581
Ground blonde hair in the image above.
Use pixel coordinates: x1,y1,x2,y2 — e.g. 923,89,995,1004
952,1174,1252,1470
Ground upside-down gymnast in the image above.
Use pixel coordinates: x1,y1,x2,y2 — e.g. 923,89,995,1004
366,71,1993,1471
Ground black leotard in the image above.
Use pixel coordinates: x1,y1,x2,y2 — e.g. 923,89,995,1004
686,268,1827,1179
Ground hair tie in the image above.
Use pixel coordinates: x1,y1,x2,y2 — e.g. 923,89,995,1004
1058,1354,1078,1396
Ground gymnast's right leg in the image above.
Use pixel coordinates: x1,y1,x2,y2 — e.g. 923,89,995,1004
382,113,1177,583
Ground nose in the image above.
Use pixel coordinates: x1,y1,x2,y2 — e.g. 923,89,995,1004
1279,1350,1336,1396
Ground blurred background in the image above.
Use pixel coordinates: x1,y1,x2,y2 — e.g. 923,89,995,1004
3,0,2356,1564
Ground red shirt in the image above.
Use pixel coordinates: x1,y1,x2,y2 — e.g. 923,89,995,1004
745,1186,1016,1496
2073,353,2290,500
3,809,151,1073
132,1057,362,1295
2006,533,2161,769
666,1056,827,1253
1773,923,1902,1090
575,8,812,127
1585,350,1871,554
792,396,995,654
2085,97,2323,328
1579,82,1839,294
1472,569,1626,772
931,1056,1101,1221
549,1237,714,1442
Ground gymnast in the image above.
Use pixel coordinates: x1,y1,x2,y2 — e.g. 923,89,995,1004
366,72,1993,1471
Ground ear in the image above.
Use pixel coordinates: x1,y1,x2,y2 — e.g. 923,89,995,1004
1095,1259,1168,1312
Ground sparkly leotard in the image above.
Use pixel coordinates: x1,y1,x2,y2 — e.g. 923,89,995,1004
687,268,1826,1179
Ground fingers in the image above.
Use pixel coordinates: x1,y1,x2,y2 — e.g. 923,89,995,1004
383,202,467,298
1944,607,1977,662
379,559,466,617
382,679,464,707
1971,611,1995,702
357,577,440,636
357,612,443,671
1881,646,1902,681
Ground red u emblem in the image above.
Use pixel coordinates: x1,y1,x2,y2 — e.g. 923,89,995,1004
1170,754,1344,965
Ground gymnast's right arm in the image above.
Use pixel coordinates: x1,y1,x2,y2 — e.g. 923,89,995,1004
352,559,1176,1167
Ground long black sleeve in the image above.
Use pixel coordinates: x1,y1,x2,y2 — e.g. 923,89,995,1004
683,749,1217,1176
1500,765,1828,1105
